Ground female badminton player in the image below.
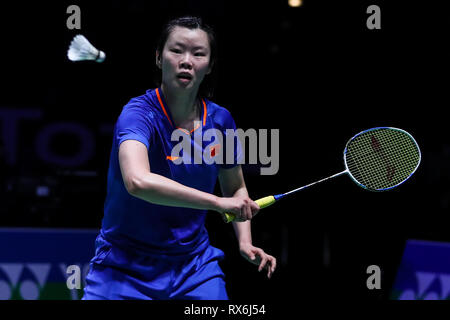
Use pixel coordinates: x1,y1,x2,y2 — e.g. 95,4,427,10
82,16,276,300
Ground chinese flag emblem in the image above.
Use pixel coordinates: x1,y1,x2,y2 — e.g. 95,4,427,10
210,144,220,158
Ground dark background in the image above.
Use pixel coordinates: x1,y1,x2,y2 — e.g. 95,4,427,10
0,0,448,302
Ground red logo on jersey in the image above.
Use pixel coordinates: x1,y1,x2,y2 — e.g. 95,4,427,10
210,144,220,158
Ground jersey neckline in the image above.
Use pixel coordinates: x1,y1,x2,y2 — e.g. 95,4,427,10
155,87,207,135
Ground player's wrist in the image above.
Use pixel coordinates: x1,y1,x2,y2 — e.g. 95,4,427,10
209,195,223,213
238,240,252,250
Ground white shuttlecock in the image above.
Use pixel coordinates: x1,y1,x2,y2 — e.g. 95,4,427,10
67,35,106,63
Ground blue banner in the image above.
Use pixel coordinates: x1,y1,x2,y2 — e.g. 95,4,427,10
0,228,98,300
391,239,450,300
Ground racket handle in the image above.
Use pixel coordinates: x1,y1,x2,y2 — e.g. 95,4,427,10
224,196,276,223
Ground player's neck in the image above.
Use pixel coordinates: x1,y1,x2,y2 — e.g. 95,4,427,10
161,85,199,124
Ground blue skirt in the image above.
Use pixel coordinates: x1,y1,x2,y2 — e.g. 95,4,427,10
82,233,228,300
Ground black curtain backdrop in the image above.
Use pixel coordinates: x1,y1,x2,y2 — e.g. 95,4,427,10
0,0,448,303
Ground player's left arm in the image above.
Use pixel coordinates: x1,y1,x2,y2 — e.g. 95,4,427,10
218,165,277,279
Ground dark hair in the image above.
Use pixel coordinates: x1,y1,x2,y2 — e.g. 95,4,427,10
155,16,218,99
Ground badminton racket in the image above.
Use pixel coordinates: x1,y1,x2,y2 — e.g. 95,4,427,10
224,127,421,223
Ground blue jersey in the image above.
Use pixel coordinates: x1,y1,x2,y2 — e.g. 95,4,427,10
101,88,242,256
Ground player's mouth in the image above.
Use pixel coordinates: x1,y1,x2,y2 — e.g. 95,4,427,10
176,72,193,84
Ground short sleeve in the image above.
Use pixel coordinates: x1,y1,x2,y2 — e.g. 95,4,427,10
115,104,155,150
217,108,243,169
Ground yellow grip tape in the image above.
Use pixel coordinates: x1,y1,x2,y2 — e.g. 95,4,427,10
255,195,276,208
224,195,276,223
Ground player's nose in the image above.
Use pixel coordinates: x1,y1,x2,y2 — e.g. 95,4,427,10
179,54,193,69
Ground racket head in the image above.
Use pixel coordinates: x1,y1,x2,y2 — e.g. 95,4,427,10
343,127,421,191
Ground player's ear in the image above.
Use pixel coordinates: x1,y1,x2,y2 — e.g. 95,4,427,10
206,61,214,75
156,51,162,69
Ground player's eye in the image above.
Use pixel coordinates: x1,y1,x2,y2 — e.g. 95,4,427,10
170,48,182,54
194,52,206,57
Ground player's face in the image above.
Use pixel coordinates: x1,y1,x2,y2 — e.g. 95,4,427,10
158,26,212,92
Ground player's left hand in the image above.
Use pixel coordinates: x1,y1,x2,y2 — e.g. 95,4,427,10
239,243,276,279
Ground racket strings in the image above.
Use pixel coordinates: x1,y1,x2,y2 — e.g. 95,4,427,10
345,128,420,190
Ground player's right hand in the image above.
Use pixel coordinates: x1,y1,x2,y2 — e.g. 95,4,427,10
216,196,260,222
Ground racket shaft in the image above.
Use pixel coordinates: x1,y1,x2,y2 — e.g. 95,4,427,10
283,170,348,196
224,171,346,223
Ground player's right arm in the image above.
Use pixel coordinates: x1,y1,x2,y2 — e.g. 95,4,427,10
118,139,251,219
